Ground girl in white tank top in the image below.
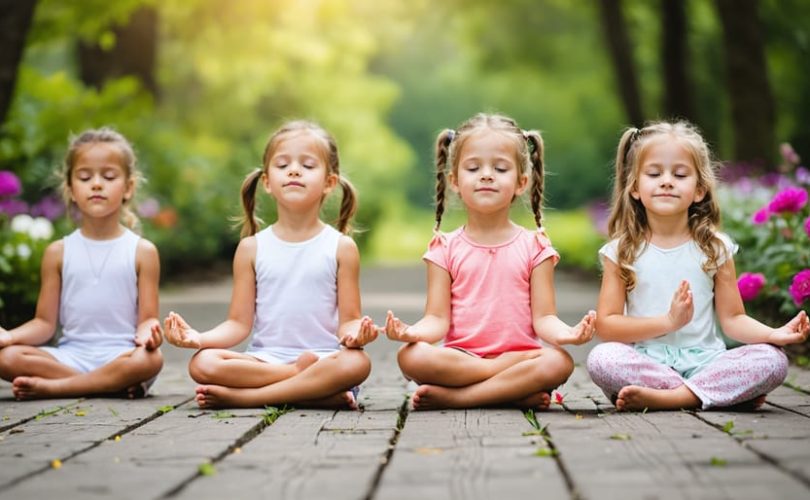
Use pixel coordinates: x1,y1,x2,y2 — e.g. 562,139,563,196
0,128,163,400
164,121,377,409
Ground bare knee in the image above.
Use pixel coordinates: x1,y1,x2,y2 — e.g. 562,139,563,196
536,348,574,389
131,347,163,380
188,349,222,384
0,346,30,381
333,349,371,386
397,342,433,380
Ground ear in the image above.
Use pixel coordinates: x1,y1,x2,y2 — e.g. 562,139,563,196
261,172,272,195
448,171,460,194
323,172,339,195
630,186,640,200
693,185,706,203
515,173,529,196
123,178,136,203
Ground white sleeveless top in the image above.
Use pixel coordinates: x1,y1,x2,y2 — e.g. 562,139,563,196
58,228,140,348
247,225,341,361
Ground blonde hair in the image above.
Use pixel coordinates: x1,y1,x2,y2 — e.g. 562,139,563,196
433,113,544,231
239,120,357,237
607,121,725,291
61,127,141,231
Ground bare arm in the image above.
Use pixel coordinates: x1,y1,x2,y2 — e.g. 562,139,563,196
335,236,377,348
134,239,162,350
594,258,689,342
164,237,257,349
1,240,63,347
385,262,450,344
716,259,810,345
531,259,595,346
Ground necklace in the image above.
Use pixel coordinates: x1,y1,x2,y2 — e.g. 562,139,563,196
81,235,120,285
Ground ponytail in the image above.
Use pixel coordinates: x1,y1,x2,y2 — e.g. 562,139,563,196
433,129,454,231
524,130,545,228
239,168,263,237
336,175,358,234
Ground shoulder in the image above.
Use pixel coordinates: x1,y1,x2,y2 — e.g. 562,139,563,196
236,235,258,256
598,238,620,264
135,238,159,259
42,239,65,266
713,232,737,253
337,234,359,264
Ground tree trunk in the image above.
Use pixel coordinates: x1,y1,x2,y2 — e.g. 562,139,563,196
77,7,159,97
661,0,695,122
0,0,37,126
598,0,644,126
715,0,775,167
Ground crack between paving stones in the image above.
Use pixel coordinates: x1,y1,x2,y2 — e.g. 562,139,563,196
764,401,810,419
0,396,194,493
689,411,810,489
363,394,410,500
0,400,85,433
160,407,287,498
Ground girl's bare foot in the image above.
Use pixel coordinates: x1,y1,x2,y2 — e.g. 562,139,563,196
615,385,700,412
195,384,240,409
12,376,57,400
513,392,551,411
297,391,358,410
411,384,461,410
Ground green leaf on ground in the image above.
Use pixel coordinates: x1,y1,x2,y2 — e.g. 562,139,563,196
35,406,65,420
610,433,632,441
721,420,734,434
710,457,727,466
212,411,235,420
198,462,216,476
263,405,291,425
534,447,558,457
157,405,174,415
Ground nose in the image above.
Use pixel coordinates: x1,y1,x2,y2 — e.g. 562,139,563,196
288,163,302,177
480,167,494,181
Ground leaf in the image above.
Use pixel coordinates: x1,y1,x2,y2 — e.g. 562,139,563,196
262,405,291,425
610,433,632,441
157,405,173,415
212,411,235,420
35,406,64,420
51,459,62,469
721,420,734,434
198,462,216,476
534,447,558,457
710,456,727,467
74,408,87,417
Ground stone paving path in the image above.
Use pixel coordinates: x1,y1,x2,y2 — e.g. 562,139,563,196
1,266,809,499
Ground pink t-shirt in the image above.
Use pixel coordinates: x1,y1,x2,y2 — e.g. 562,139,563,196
423,225,559,357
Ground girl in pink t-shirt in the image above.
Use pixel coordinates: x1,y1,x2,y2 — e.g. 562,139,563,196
385,113,596,410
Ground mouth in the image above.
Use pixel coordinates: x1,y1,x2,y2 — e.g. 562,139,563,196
284,182,305,188
88,196,106,201
653,194,678,198
475,188,498,193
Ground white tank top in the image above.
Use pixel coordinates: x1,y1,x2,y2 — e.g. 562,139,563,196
248,225,341,358
58,228,140,348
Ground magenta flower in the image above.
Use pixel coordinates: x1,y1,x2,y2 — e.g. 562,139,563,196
30,195,65,221
751,206,770,225
768,187,808,214
797,166,810,185
0,198,28,216
0,171,22,197
738,272,766,301
789,269,810,306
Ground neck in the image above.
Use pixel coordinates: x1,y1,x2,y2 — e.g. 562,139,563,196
272,203,325,242
646,212,691,247
463,208,516,245
80,216,126,240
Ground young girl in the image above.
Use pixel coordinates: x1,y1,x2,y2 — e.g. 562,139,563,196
0,128,163,399
385,113,596,411
587,121,809,412
164,121,376,409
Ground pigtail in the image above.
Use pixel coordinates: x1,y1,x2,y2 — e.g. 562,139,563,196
434,129,454,231
239,168,264,237
524,130,545,228
120,204,141,233
336,175,358,234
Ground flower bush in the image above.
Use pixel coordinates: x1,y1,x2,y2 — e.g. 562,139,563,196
718,144,810,338
0,171,64,327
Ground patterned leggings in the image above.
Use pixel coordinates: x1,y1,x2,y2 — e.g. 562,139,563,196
586,342,788,409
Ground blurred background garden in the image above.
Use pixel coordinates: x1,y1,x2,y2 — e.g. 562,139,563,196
1,0,809,352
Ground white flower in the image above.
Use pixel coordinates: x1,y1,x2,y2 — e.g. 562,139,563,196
28,217,54,240
10,214,34,234
16,243,31,260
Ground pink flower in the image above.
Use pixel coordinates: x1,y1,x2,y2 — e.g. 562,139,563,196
751,207,770,225
0,171,22,197
789,269,810,306
768,187,808,214
738,272,766,301
553,392,564,405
